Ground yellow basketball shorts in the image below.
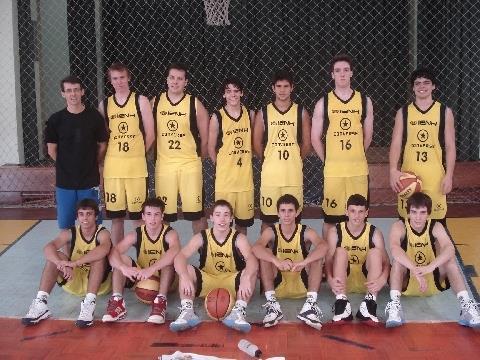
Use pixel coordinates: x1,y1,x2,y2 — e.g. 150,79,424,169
57,265,111,296
103,177,147,220
215,190,254,227
273,269,308,299
193,267,241,298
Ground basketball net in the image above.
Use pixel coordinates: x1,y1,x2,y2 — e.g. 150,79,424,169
203,0,231,26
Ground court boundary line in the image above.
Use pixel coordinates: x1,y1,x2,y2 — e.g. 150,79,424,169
0,220,40,257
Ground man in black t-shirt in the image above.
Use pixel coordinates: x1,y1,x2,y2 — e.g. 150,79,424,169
45,76,108,229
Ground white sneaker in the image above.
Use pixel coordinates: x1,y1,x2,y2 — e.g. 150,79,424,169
385,299,404,328
356,294,379,324
22,297,51,326
222,304,251,332
262,300,284,327
332,298,353,323
76,298,96,328
297,298,322,330
459,298,480,328
169,303,201,332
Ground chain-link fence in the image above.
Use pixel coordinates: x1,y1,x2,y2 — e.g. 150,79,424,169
1,0,479,208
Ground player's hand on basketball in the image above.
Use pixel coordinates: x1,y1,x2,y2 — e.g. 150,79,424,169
389,168,403,193
441,174,453,194
290,260,306,272
276,259,293,271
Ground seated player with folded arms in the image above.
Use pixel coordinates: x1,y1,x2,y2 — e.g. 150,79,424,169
326,194,390,324
170,200,258,333
385,192,480,328
22,199,111,328
102,198,180,324
253,194,328,330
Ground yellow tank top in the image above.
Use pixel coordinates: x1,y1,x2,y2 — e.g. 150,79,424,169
272,224,308,263
69,225,108,273
261,102,303,186
135,224,171,269
215,106,253,192
324,90,368,177
153,92,200,164
104,92,147,178
198,228,245,274
400,101,446,178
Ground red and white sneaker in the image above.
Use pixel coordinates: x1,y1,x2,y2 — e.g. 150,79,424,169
102,296,126,322
147,296,167,324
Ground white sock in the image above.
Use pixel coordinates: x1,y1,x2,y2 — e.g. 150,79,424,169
112,292,122,299
85,293,96,302
181,299,193,309
306,292,318,301
390,290,401,301
336,294,347,300
155,294,167,302
37,291,49,300
366,292,376,301
265,290,277,302
457,290,469,301
235,299,247,309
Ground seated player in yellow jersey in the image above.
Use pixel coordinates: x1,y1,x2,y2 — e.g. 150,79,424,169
208,77,255,235
253,194,328,330
325,194,390,325
22,199,112,328
102,198,180,324
386,192,480,328
170,200,258,333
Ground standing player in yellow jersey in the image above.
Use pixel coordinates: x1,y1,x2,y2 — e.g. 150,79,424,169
311,54,374,239
99,63,155,245
208,78,255,235
325,194,389,325
253,70,311,231
389,68,456,224
22,199,112,328
253,194,328,330
152,63,209,234
170,200,258,333
385,192,480,328
102,198,180,324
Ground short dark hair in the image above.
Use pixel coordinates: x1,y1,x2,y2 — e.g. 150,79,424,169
271,69,294,86
406,192,432,215
410,67,436,87
346,194,369,209
60,75,84,92
213,199,233,215
166,62,189,80
330,54,354,73
76,198,99,216
107,62,130,80
141,197,166,214
222,77,244,93
277,194,300,211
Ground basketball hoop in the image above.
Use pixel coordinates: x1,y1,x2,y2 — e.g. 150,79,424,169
203,0,231,26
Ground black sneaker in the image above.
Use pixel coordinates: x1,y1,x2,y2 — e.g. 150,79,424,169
332,298,353,323
356,294,379,324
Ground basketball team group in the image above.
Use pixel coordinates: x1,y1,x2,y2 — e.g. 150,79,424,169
21,54,480,332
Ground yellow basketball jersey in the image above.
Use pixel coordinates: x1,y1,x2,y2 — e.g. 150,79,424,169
402,219,445,296
324,90,368,177
198,228,246,275
261,102,303,186
135,224,171,269
400,101,446,179
104,92,147,178
215,106,253,192
336,221,375,293
69,225,108,273
153,92,200,164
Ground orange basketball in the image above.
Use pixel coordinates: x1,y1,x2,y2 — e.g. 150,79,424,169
398,172,422,199
204,288,234,321
135,275,160,304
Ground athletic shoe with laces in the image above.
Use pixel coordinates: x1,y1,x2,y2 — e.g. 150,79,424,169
76,298,96,328
147,296,167,324
22,297,51,326
222,304,251,332
385,299,404,328
356,294,379,324
102,296,127,322
458,298,480,328
169,303,201,332
297,297,323,330
262,299,284,327
332,298,353,323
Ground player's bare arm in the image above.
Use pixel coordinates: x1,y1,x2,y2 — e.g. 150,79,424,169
311,97,325,162
252,109,265,159
252,227,291,271
108,231,139,281
207,112,220,163
389,108,405,192
196,99,210,158
139,95,155,152
441,107,456,194
363,97,374,150
389,220,416,270
235,233,258,298
291,228,328,272
300,108,312,159
44,230,73,272
46,143,58,161
174,233,203,297
97,141,107,164
365,229,390,293
325,226,344,294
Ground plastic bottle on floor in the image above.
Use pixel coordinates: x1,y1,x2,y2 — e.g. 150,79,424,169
238,339,262,358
